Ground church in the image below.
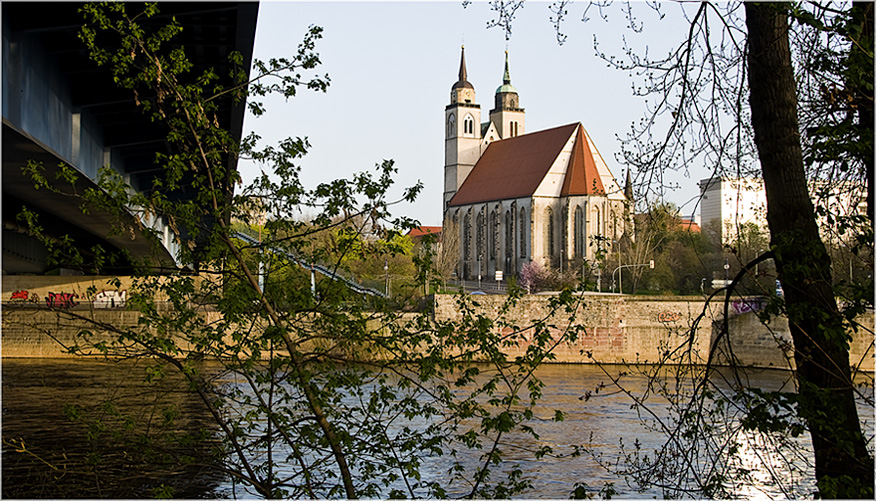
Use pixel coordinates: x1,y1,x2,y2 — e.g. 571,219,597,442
443,47,631,281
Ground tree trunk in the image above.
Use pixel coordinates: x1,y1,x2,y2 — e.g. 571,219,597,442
745,3,874,497
851,2,874,228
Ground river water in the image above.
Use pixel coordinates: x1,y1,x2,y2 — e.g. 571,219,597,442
3,359,873,499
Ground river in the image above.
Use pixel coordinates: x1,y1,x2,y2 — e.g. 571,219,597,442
3,359,873,498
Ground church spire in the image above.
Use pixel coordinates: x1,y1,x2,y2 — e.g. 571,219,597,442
459,45,468,82
495,50,518,96
625,168,634,201
451,45,475,102
489,49,524,138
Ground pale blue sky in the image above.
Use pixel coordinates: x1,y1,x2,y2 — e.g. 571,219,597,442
240,1,704,226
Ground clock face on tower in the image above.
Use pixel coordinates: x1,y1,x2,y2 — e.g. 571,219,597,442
464,90,472,99
451,92,457,104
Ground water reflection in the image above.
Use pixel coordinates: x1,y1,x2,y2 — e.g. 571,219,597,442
3,360,872,499
2,358,223,499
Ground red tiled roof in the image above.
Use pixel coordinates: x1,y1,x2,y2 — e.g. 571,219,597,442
560,126,606,196
448,123,580,206
407,226,443,238
680,219,701,232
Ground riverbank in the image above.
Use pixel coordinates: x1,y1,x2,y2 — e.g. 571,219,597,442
2,290,872,372
4,358,871,498
433,294,875,372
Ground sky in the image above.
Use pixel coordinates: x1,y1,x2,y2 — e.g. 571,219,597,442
239,1,706,226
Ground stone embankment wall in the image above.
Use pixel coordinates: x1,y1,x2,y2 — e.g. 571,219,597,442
3,276,873,371
432,294,874,372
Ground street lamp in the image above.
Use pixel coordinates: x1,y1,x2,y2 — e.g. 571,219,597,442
612,260,654,294
755,248,764,279
384,259,390,298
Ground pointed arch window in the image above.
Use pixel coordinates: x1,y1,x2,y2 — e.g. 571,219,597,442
463,212,472,262
476,209,485,274
544,207,555,260
591,205,601,238
447,113,456,137
464,114,475,136
489,209,499,260
504,210,514,262
574,206,585,258
519,207,527,258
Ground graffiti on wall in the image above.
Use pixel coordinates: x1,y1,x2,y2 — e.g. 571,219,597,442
732,299,766,315
93,290,127,309
46,292,80,309
6,289,127,309
657,311,681,323
9,290,40,304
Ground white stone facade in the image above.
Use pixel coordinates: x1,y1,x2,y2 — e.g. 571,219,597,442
443,48,629,280
698,176,867,245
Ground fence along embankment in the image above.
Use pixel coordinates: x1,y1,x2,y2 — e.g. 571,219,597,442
2,275,873,371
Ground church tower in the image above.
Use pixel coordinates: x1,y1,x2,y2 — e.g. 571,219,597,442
489,51,525,139
444,46,482,210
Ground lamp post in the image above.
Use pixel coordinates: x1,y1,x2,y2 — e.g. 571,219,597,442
596,266,601,293
755,249,763,276
257,214,266,294
612,260,655,294
310,240,316,299
384,259,390,298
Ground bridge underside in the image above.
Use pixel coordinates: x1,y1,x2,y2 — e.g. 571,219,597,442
2,2,258,275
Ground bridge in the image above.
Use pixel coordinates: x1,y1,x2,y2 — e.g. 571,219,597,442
233,231,387,298
2,3,258,274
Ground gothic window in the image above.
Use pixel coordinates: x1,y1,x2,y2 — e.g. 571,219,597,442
476,210,485,267
447,113,456,137
510,121,518,137
562,206,569,263
504,210,513,261
464,115,475,136
490,209,500,260
544,207,555,260
591,205,600,238
519,208,527,258
610,207,619,240
463,212,472,262
574,206,584,258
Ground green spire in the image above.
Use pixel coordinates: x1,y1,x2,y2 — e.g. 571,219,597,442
495,50,517,94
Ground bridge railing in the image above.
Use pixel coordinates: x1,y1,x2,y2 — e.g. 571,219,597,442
445,280,507,294
232,231,387,298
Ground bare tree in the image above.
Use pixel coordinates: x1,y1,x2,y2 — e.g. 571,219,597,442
482,0,874,496
435,218,461,283
746,4,872,493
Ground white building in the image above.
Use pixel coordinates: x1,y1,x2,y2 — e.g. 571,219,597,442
443,48,630,280
699,177,768,244
699,176,867,245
